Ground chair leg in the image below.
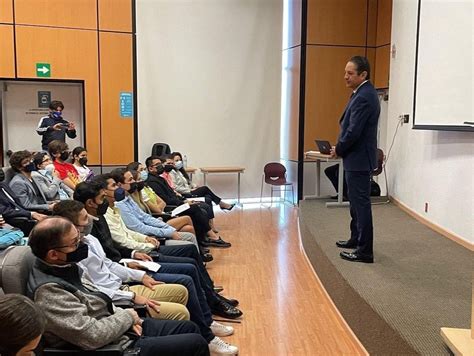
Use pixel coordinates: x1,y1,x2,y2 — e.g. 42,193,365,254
291,184,295,205
260,175,264,203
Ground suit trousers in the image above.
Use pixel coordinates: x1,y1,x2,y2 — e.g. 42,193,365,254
345,170,373,256
133,318,209,356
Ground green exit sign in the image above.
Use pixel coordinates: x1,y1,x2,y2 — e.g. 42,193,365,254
36,63,51,77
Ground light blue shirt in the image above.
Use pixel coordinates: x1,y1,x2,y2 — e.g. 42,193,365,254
115,195,176,238
79,234,145,301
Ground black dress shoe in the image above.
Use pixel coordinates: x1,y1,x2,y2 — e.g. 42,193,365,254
201,253,213,263
336,240,357,249
210,300,243,319
340,251,373,263
217,294,239,307
220,203,235,211
213,285,224,293
201,237,231,248
201,247,210,253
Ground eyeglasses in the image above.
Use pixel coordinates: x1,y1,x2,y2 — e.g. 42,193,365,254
42,157,52,163
51,229,81,250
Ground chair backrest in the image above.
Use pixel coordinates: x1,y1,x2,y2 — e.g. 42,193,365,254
263,162,287,183
372,149,384,176
151,143,171,157
0,167,15,184
0,246,35,295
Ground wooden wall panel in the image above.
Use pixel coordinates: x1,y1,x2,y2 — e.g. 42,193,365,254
366,47,376,80
304,46,365,153
99,32,134,165
307,0,367,46
281,47,301,161
98,0,132,33
15,26,101,164
0,0,13,23
0,25,15,77
14,0,97,30
367,0,378,47
284,0,302,49
374,44,390,88
376,0,392,46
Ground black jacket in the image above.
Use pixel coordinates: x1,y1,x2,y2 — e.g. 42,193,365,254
37,114,77,150
146,173,184,206
0,182,32,221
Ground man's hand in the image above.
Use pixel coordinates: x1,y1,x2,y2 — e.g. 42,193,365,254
48,202,57,211
68,122,76,131
52,123,63,131
330,146,338,158
145,236,159,247
133,252,153,261
132,324,142,336
133,294,161,314
142,274,164,289
126,262,146,270
31,212,48,221
126,308,142,325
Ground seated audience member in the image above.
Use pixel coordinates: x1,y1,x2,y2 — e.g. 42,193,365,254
47,140,80,190
324,164,348,199
72,146,94,182
127,161,168,214
73,181,243,320
53,200,239,354
0,294,46,356
145,156,231,248
170,152,235,211
129,169,197,234
32,152,73,201
53,200,190,321
26,217,209,355
9,150,55,212
107,169,200,250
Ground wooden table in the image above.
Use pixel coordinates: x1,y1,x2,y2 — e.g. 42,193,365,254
199,166,245,203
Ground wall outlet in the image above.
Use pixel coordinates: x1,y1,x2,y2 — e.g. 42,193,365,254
424,202,428,213
403,114,409,123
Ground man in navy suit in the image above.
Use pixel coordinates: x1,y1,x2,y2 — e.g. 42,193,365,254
330,56,380,263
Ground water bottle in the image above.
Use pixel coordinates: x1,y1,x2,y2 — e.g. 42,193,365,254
183,154,188,169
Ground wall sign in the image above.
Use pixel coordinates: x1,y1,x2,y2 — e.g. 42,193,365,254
36,63,51,77
38,91,51,108
120,92,133,118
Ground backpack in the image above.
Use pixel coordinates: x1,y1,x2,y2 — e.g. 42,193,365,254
0,227,25,249
370,180,381,197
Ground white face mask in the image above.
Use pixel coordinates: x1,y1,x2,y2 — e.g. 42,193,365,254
45,163,55,172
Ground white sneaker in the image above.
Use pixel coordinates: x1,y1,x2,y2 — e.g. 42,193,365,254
210,321,234,336
209,336,239,355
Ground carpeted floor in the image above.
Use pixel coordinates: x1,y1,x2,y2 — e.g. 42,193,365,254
299,199,472,355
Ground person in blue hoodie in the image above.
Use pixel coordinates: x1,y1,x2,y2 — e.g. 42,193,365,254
37,100,77,151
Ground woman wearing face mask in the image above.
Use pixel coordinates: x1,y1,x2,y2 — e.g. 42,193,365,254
32,152,73,201
169,153,235,211
72,146,93,182
8,150,56,212
0,294,46,356
48,140,80,190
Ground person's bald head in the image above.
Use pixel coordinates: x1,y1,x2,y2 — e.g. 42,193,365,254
29,217,77,262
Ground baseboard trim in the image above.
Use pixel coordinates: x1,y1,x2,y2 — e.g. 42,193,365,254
391,196,474,252
296,219,369,356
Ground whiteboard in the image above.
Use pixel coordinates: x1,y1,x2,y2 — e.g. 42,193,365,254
413,0,473,131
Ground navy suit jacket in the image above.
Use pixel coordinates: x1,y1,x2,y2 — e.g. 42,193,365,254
335,81,380,172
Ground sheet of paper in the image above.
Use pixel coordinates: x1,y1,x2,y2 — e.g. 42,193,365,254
171,203,190,217
188,197,205,202
120,259,161,272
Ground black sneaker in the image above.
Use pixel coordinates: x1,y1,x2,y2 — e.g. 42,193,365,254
201,237,231,248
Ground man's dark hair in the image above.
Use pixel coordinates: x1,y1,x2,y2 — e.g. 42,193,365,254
29,217,74,259
145,155,161,168
110,168,127,184
49,100,64,111
48,140,68,156
33,152,48,170
126,161,141,172
0,294,46,356
349,56,370,80
73,181,105,203
53,200,84,225
9,150,32,173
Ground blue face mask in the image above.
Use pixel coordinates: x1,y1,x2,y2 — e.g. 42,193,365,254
140,170,148,181
52,111,62,119
175,161,183,170
114,187,126,202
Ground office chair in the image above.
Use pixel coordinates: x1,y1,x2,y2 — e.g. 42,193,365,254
260,162,295,206
151,143,171,157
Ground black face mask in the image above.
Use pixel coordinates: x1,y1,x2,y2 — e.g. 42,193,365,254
23,162,36,173
155,164,165,175
128,182,138,194
95,199,109,216
136,181,146,192
79,157,88,166
60,151,70,161
164,164,174,173
114,187,126,201
63,242,89,263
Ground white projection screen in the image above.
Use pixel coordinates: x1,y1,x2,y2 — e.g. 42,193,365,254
413,0,473,131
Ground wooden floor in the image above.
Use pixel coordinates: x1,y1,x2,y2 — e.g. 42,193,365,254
207,203,367,355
